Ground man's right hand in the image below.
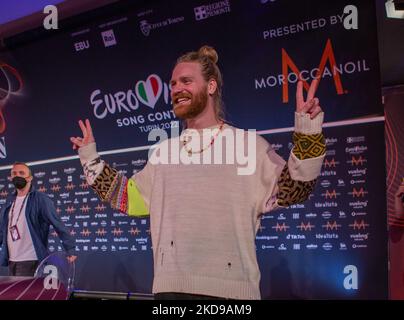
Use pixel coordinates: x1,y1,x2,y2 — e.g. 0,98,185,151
70,119,95,151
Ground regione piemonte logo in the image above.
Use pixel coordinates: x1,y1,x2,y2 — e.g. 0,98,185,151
101,29,117,47
194,0,231,21
194,6,208,20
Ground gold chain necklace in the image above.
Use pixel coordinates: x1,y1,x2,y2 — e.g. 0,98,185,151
181,122,225,156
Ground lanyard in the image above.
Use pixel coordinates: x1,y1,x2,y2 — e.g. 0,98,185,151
8,195,29,228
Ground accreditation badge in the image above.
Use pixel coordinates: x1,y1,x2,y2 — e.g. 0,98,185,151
9,225,21,241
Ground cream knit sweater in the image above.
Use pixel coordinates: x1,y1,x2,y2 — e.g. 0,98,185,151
78,113,324,299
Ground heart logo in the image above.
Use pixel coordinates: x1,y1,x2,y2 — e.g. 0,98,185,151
135,74,162,109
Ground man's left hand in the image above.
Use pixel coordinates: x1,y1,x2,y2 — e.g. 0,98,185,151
296,79,323,119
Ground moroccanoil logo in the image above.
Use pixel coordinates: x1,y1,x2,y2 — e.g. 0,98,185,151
322,189,338,199
347,156,367,166
281,39,343,103
349,187,368,198
349,220,369,230
254,39,370,103
322,221,341,231
323,158,339,168
272,223,290,232
296,222,315,231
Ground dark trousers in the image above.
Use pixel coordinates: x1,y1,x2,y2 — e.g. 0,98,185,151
154,292,224,300
8,260,39,277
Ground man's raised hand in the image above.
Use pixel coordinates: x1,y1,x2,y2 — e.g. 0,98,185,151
296,79,323,119
70,119,95,151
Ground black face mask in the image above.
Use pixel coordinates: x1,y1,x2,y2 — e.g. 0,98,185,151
12,176,28,190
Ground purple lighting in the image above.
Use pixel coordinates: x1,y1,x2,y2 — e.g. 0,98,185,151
0,0,65,25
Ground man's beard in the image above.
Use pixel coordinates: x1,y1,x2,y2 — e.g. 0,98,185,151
173,87,208,120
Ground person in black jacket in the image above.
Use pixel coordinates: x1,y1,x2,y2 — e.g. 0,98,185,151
0,162,77,276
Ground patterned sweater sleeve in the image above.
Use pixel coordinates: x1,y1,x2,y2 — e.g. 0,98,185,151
78,143,151,217
259,112,326,213
276,112,325,208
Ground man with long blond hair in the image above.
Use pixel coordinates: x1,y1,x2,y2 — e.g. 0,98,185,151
71,45,325,299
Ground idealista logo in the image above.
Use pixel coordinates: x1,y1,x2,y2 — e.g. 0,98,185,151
194,0,231,21
255,39,370,103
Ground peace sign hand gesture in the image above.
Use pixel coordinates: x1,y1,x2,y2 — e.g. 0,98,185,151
296,79,323,119
70,119,95,151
